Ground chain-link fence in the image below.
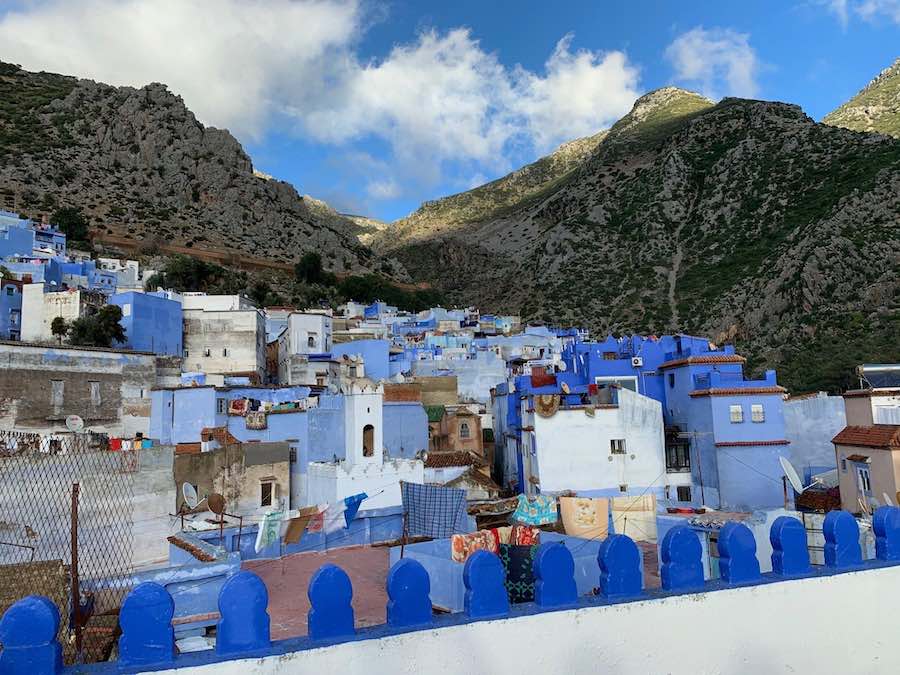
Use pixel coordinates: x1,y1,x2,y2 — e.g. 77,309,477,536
0,430,137,664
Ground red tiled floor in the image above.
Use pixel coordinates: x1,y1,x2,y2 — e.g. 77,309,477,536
243,545,389,640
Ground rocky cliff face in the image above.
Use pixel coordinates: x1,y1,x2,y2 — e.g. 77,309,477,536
385,86,900,392
824,58,900,138
0,61,382,273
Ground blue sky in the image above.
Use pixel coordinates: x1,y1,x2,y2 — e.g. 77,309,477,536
0,1,898,221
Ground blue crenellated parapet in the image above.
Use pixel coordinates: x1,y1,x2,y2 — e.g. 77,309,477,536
2,509,900,674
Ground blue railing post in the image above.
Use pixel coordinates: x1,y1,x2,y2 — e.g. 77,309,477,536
718,522,761,585
118,582,175,667
873,505,900,561
770,516,811,577
216,570,271,655
386,558,433,629
598,534,642,599
463,550,509,619
823,510,862,569
308,563,355,641
0,596,63,675
533,542,578,608
660,525,704,591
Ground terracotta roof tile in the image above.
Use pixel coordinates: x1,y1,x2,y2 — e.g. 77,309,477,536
843,389,900,398
659,354,746,370
690,386,786,397
424,450,477,468
832,425,900,449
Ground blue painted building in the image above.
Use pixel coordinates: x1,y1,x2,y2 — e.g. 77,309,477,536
109,291,183,356
1,256,63,288
0,277,23,340
493,334,792,510
0,214,35,259
60,259,117,293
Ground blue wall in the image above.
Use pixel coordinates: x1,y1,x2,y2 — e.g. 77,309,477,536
332,339,390,382
0,279,22,339
0,219,35,258
384,402,428,458
109,291,183,356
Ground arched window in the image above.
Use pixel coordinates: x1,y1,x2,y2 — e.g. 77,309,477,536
363,424,374,457
308,336,316,349
459,422,470,439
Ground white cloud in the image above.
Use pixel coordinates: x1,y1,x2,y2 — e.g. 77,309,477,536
664,27,760,100
822,0,900,25
0,1,641,201
855,0,900,23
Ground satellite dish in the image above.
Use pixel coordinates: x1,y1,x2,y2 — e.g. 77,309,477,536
884,493,894,507
208,493,226,516
557,361,567,372
182,483,199,509
66,415,84,433
779,456,805,494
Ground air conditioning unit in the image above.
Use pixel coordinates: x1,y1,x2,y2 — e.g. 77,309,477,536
631,356,643,368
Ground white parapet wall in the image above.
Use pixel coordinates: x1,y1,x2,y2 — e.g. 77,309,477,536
152,563,900,675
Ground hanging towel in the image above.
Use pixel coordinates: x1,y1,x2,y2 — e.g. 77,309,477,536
342,493,368,527
306,504,328,534
512,494,558,526
228,398,248,416
245,411,268,430
255,510,283,553
282,505,322,545
323,502,348,535
400,481,467,538
560,497,609,539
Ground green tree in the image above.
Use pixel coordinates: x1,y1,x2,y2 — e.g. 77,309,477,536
295,252,333,285
68,305,126,348
50,316,68,345
51,206,90,243
0,264,12,278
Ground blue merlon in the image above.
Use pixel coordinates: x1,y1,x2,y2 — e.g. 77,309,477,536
308,564,355,641
824,510,863,569
6,511,900,674
660,525,705,591
874,506,900,562
598,534,643,599
718,522,761,585
533,542,578,608
386,558,433,628
770,516,811,577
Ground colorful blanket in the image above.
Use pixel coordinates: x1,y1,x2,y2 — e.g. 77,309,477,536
513,494,558,525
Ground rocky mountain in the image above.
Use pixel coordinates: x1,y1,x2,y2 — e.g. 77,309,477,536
824,58,900,138
381,85,900,392
0,61,385,274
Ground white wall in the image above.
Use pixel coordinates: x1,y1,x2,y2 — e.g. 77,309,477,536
157,563,900,675
306,458,424,509
527,388,665,494
21,285,86,342
286,312,332,355
181,294,255,311
183,309,265,378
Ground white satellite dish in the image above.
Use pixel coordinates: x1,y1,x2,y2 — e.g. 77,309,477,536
66,415,84,433
884,493,894,507
182,483,199,509
779,456,807,494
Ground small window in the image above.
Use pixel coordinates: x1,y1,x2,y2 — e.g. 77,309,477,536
5,287,12,296
603,351,617,360
216,398,226,414
677,485,692,502
610,439,626,455
363,424,375,457
260,481,274,507
619,483,628,493
751,404,765,423
729,405,744,423
50,380,64,407
459,422,471,439
308,335,316,348
668,373,675,389
857,466,871,494
204,347,211,357
222,348,228,357
841,458,847,472
89,381,101,406
183,349,189,358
